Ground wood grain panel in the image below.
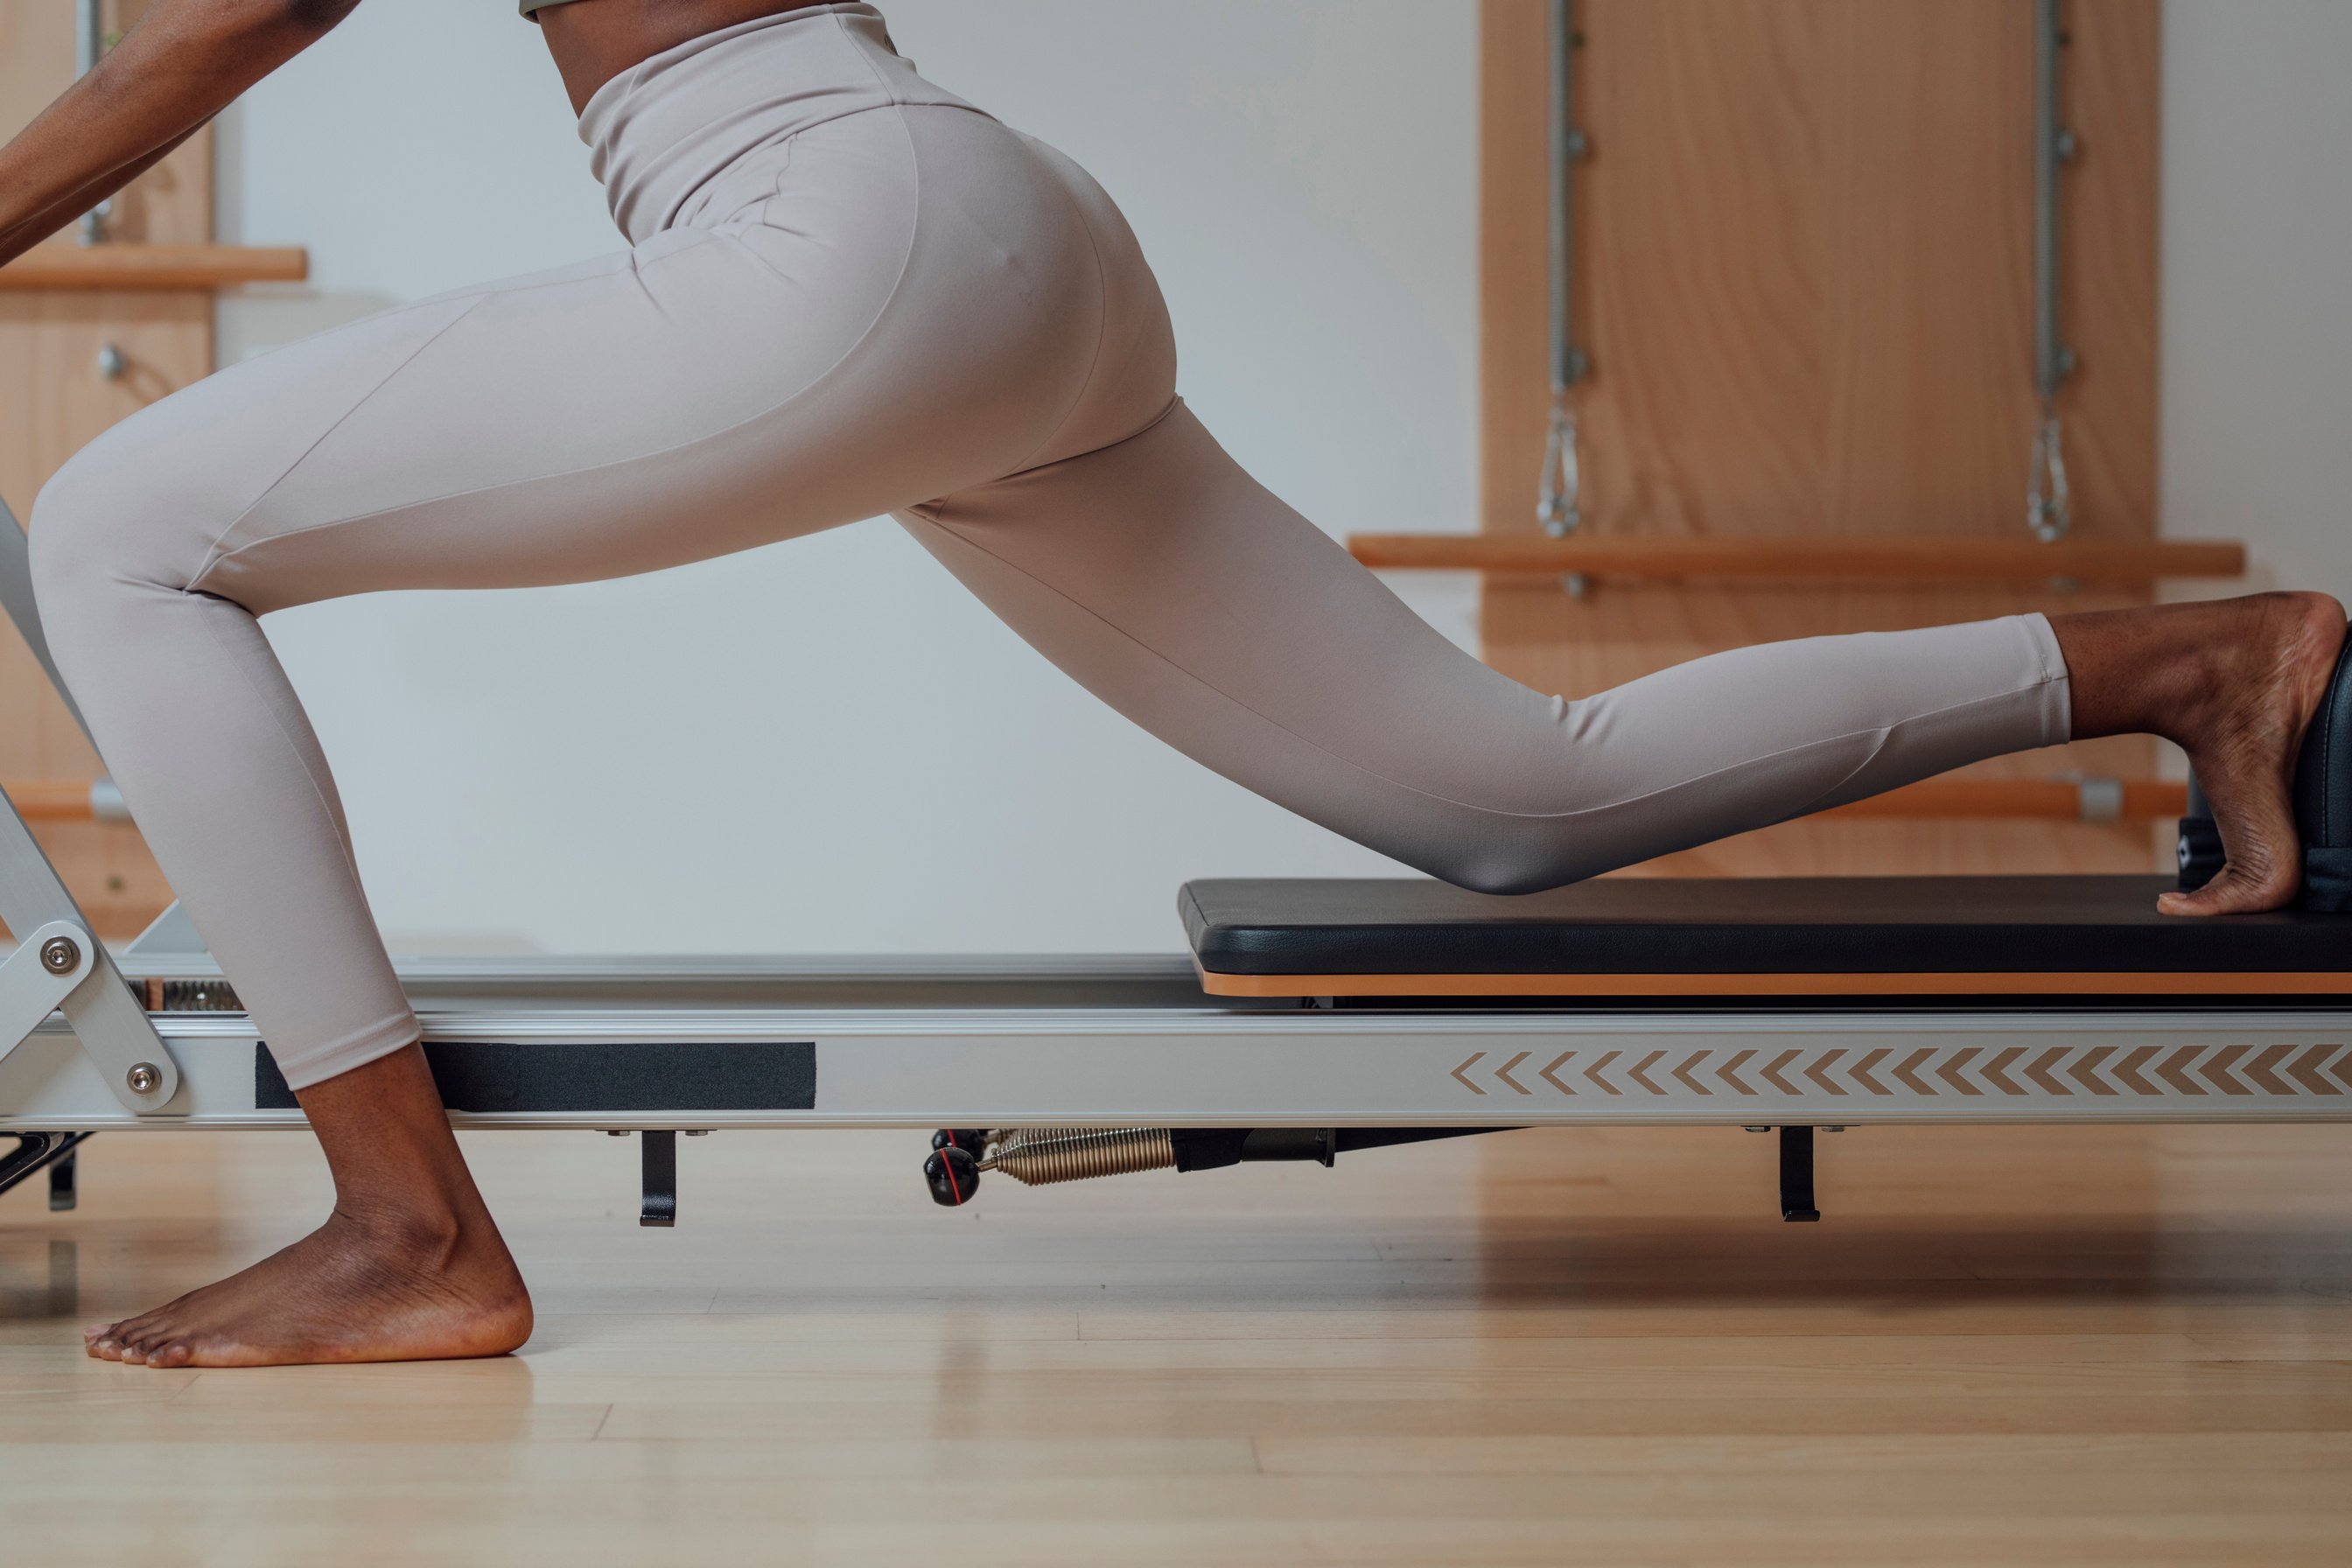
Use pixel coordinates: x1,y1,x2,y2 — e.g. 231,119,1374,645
1478,0,2165,879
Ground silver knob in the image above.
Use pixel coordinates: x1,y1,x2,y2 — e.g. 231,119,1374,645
96,342,126,380
126,1062,161,1095
38,935,80,976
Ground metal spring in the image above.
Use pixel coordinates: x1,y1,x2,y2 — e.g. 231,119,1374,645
978,1127,1175,1187
150,978,244,1012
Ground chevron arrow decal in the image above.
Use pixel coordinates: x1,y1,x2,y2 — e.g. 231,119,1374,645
1895,1047,1937,1095
2025,1046,2070,1095
1494,1050,1533,1096
1803,1048,1848,1096
1442,1039,2352,1100
2113,1045,2161,1095
2156,1046,2207,1096
1719,1048,1758,1096
1937,1046,1984,1096
1628,1050,1669,1095
2244,1043,2296,1096
1586,1050,1622,1096
2288,1043,2343,1096
2201,1043,2256,1097
2069,1044,2119,1096
1670,1051,1712,1096
1851,1047,1893,1096
1981,1046,2028,1096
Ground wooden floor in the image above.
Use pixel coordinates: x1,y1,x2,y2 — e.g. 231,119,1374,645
6,1122,2352,1564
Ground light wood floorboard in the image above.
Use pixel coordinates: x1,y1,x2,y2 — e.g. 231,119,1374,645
4,1122,2352,1564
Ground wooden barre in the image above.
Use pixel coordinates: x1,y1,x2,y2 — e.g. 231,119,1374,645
1347,534,2247,584
0,777,2185,824
0,243,310,291
5,780,129,822
1822,778,2187,824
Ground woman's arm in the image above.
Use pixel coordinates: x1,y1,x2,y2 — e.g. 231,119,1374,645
0,0,361,268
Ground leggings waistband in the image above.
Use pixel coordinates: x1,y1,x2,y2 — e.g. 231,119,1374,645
578,3,977,243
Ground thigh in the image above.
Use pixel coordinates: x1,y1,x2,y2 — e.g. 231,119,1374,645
60,106,1102,616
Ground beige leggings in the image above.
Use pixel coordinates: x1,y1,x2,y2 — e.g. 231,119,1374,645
27,5,2069,1089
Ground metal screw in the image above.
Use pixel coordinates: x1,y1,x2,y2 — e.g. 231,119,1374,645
126,1062,161,1095
38,936,80,976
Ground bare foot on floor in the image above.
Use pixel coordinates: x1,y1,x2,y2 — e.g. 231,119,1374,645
2155,592,2346,917
85,1205,531,1368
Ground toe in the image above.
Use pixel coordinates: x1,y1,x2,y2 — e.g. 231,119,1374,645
144,1340,196,1369
2160,864,2297,917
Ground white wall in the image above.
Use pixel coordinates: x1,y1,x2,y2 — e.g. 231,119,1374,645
2160,1,2352,601
209,0,2352,957
217,0,1482,956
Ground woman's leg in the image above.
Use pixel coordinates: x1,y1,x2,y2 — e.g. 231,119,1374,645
35,105,1102,1366
900,402,2342,915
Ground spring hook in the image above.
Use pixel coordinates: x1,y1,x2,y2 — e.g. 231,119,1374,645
1537,396,1581,538
2027,411,2071,542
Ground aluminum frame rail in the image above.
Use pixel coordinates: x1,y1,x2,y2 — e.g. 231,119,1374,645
6,969,2352,1131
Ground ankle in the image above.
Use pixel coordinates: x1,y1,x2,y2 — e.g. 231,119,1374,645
328,1194,472,1260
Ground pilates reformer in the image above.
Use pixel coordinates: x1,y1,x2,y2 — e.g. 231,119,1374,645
3,493,2351,1229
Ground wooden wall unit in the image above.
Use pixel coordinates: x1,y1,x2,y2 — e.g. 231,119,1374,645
1478,0,2165,878
0,0,256,936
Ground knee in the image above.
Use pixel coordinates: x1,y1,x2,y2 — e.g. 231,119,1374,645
1411,823,1600,900
26,429,208,634
1432,858,1578,900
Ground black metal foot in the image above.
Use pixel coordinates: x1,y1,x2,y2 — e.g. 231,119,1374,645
0,1132,91,1207
640,1130,676,1228
48,1144,79,1212
1779,1124,1820,1222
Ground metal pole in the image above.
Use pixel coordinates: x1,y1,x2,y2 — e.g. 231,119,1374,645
1536,0,1588,542
1547,0,1586,396
75,0,111,245
2027,0,2074,542
2032,0,2070,402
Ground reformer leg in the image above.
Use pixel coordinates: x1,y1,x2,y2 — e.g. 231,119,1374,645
640,1130,676,1228
48,1140,80,1212
0,1131,91,1208
1779,1125,1821,1222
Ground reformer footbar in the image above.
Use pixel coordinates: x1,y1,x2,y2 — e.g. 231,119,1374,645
3,486,2350,1230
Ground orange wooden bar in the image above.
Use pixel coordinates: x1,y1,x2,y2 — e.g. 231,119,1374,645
0,243,310,291
1348,533,2246,585
0,776,2185,824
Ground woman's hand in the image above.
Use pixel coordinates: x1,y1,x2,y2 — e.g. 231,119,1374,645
0,0,361,269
